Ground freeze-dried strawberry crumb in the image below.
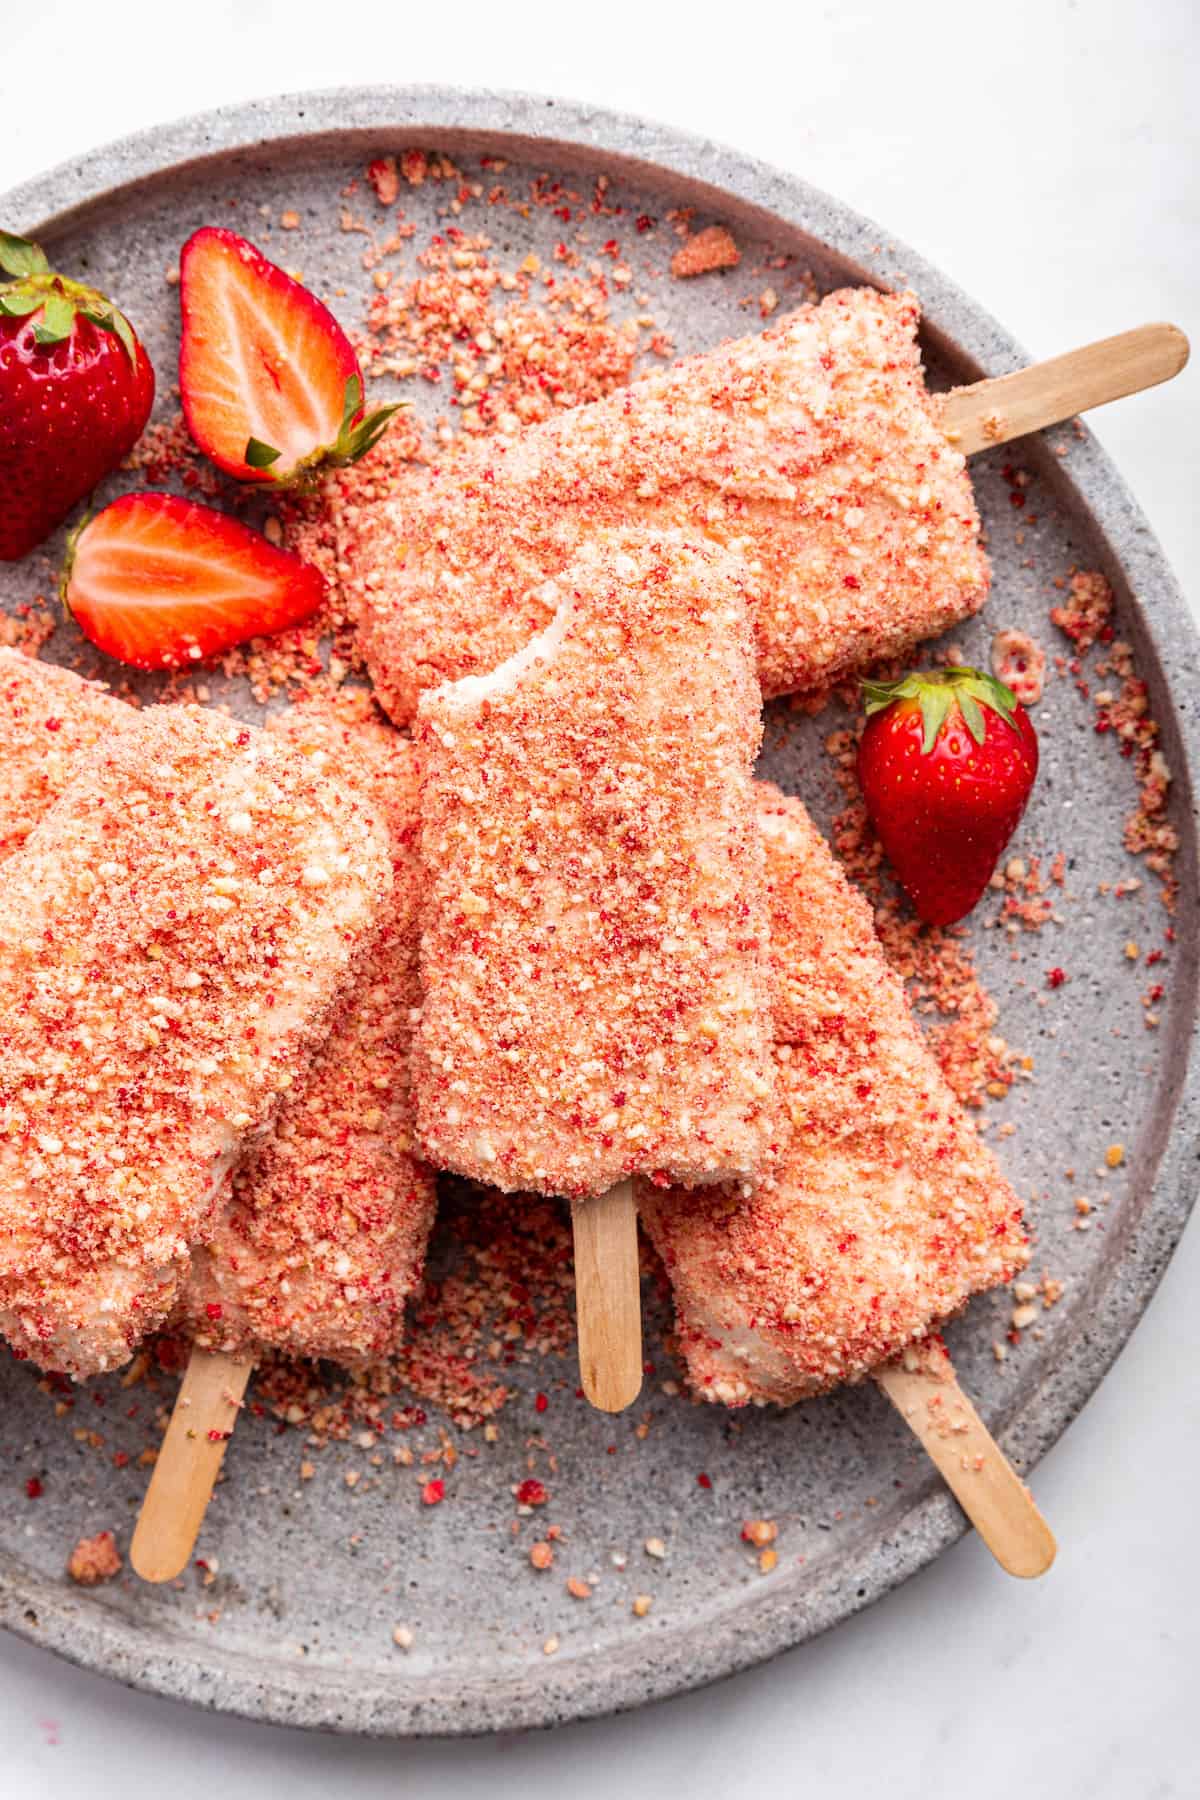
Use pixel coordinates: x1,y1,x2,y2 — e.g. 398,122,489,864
988,854,1058,934
670,225,741,279
1050,570,1113,651
1052,573,1179,907
359,233,638,437
248,1185,578,1443
67,1530,121,1585
367,157,399,206
0,601,58,660
991,628,1046,706
741,1518,778,1547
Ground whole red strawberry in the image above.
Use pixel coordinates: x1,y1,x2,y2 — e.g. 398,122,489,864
857,666,1039,926
0,231,155,561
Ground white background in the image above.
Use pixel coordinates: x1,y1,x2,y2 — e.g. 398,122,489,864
1,3,1197,1794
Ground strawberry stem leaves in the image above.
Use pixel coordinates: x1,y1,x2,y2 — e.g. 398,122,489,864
243,374,407,485
919,684,954,754
340,373,364,435
81,305,139,369
861,666,1020,754
956,690,987,745
329,372,405,467
0,288,44,316
0,244,142,369
337,400,405,463
32,291,76,345
245,437,283,469
58,503,97,608
0,231,49,279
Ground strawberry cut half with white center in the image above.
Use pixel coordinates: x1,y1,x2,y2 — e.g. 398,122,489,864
178,225,401,484
61,491,326,670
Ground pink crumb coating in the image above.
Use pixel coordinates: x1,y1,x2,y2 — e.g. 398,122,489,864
0,702,393,1378
178,690,437,1363
638,784,1029,1405
0,648,127,854
412,528,775,1200
347,286,988,726
0,655,435,1367
991,628,1046,706
670,226,741,280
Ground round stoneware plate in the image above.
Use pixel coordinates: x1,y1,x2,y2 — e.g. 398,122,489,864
0,87,1196,1738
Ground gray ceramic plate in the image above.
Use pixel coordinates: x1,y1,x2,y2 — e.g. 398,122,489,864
1,87,1196,1738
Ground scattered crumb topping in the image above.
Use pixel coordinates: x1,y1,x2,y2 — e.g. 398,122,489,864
0,602,57,661
1051,571,1178,908
670,225,741,280
361,232,639,432
66,1529,121,1585
991,628,1046,706
243,1183,577,1434
740,1518,777,1547
1050,569,1114,653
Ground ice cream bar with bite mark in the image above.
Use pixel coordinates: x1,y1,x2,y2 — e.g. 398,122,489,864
412,528,776,1200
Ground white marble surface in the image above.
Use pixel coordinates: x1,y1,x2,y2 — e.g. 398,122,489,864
0,3,1197,1793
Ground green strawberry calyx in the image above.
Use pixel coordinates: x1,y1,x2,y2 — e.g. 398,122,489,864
861,666,1020,755
0,230,140,367
57,506,96,611
242,374,408,486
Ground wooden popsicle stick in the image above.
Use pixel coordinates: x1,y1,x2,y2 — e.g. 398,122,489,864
572,1179,643,1413
943,321,1189,455
876,1340,1056,1579
130,1347,253,1583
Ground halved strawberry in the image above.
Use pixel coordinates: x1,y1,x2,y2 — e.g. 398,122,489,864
178,226,399,484
61,492,325,669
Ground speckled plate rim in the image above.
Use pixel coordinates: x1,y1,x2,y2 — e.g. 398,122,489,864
0,84,1196,1738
